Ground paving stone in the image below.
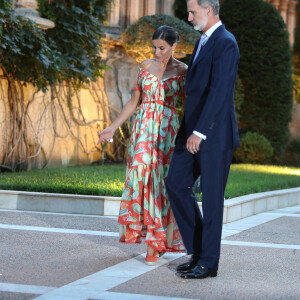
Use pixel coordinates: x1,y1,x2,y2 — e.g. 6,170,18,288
225,216,300,245
0,292,38,300
0,229,144,287
0,211,118,232
1,206,300,300
109,245,300,300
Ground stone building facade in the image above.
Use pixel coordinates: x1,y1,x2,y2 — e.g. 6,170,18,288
265,0,298,44
106,0,298,44
12,0,300,44
107,0,175,31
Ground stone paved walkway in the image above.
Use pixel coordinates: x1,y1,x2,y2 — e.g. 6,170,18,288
0,205,299,300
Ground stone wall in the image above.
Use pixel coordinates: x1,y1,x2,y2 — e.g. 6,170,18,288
0,71,110,169
0,42,141,169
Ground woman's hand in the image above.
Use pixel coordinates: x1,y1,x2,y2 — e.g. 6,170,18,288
97,126,115,145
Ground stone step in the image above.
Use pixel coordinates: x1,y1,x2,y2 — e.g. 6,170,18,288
1,187,300,223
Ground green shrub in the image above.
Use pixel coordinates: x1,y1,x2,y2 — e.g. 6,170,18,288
221,0,293,156
234,132,274,164
121,14,200,63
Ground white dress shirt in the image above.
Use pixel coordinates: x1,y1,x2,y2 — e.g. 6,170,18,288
193,21,223,141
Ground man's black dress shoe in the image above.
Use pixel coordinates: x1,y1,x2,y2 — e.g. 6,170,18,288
176,254,199,273
180,265,217,279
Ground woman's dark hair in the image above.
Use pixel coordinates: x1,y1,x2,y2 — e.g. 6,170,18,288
152,26,179,46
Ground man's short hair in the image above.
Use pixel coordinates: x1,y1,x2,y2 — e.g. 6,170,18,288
191,0,220,15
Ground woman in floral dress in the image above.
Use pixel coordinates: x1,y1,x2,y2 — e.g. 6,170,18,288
97,26,187,265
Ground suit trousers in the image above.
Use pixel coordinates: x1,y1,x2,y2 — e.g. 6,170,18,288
166,140,233,270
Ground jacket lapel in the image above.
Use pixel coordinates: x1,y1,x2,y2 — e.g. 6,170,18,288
188,25,225,72
187,39,200,70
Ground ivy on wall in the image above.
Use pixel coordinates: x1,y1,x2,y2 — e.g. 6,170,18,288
37,0,111,88
0,0,56,90
0,0,112,171
0,0,111,90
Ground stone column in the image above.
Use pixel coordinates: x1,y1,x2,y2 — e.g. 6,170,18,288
129,0,140,25
109,0,120,27
153,0,164,14
119,0,127,30
138,0,145,18
162,0,175,15
271,0,280,10
14,0,54,29
287,0,297,44
279,0,289,22
145,0,157,15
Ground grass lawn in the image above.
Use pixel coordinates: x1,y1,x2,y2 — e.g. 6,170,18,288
225,164,300,198
0,164,299,199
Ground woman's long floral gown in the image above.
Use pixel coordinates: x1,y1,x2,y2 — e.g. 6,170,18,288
119,67,186,252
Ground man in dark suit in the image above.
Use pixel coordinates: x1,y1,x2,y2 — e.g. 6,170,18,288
166,0,240,279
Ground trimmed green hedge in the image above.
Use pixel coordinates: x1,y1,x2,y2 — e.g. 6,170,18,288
293,2,300,104
221,0,293,156
283,139,300,166
174,0,188,24
235,76,244,125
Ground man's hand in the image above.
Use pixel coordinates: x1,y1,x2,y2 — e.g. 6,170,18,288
186,134,202,154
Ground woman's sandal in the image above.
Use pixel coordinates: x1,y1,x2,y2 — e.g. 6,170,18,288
145,250,166,266
145,250,159,266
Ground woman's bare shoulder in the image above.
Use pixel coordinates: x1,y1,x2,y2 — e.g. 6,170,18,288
175,60,188,76
140,59,155,71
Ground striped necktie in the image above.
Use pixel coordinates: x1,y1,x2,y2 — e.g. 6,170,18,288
193,33,208,63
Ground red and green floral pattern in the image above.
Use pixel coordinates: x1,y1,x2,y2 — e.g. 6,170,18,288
119,67,186,252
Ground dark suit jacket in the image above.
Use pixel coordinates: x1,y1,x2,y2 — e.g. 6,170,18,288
178,25,240,152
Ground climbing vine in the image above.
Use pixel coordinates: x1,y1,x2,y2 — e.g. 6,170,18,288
0,0,113,171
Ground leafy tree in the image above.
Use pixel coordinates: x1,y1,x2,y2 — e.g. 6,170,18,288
0,0,111,171
0,0,55,90
37,0,110,87
221,0,293,156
